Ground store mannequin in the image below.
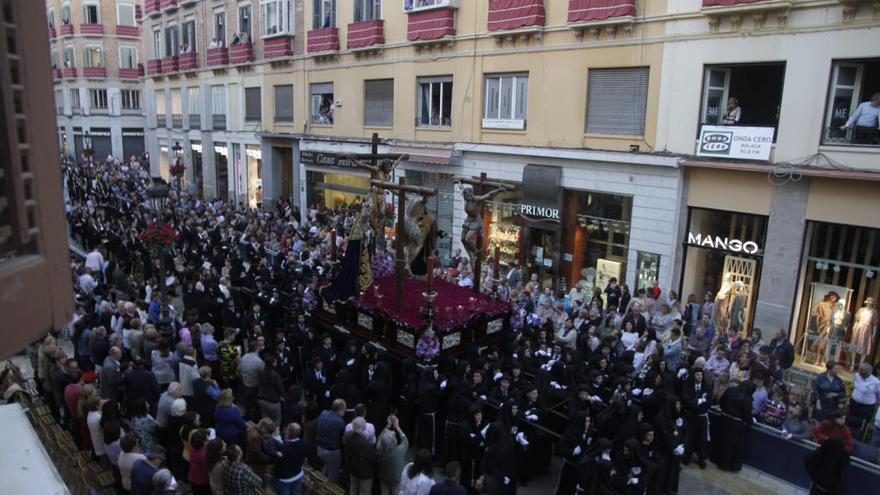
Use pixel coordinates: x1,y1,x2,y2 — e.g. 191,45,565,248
810,291,840,362
728,281,747,335
851,297,878,369
826,301,851,365
713,273,733,333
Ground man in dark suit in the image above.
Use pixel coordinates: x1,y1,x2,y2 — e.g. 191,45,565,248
275,423,310,495
769,329,795,370
430,462,467,495
343,417,376,495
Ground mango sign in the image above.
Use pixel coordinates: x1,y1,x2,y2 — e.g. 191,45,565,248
697,125,775,161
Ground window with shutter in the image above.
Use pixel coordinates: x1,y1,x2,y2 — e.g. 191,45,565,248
364,79,393,126
274,85,293,122
310,83,334,124
245,87,261,122
585,67,649,136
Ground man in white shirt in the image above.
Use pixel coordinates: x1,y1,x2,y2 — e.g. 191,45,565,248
79,267,98,294
85,246,104,273
842,93,880,144
849,363,880,433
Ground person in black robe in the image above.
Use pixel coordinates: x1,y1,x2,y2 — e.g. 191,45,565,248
365,361,392,429
653,395,685,495
461,404,487,495
397,359,420,440
614,405,644,457
519,384,552,483
710,379,754,471
804,437,849,495
417,367,443,456
682,367,712,469
634,423,663,495
613,438,647,495
482,401,521,495
556,411,593,495
574,438,615,495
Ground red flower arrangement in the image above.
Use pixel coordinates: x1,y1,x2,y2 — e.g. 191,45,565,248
169,161,186,177
139,222,179,251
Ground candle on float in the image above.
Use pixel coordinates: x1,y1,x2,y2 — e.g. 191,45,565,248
426,256,435,293
330,229,337,260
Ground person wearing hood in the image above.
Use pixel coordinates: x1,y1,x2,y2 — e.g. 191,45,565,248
417,367,444,456
574,438,615,495
682,367,711,469
519,384,552,484
653,395,686,494
461,404,487,494
556,412,593,495
481,400,522,495
613,438,647,495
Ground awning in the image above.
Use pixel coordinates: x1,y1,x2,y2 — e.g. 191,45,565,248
522,164,562,207
389,145,456,166
680,158,880,181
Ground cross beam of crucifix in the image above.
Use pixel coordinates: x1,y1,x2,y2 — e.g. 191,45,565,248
371,177,437,313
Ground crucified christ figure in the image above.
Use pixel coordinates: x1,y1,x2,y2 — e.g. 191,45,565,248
456,180,511,269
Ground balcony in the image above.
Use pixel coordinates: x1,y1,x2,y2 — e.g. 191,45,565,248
488,0,545,31
52,68,61,80
83,67,107,79
147,59,162,75
48,27,56,39
161,55,179,73
180,0,198,6
263,36,293,60
701,0,793,30
119,68,140,79
161,0,178,12
80,23,104,35
59,23,74,36
567,0,636,39
178,51,198,71
116,25,139,37
61,67,77,78
207,46,229,67
229,42,254,64
172,114,183,128
823,126,880,148
144,0,160,17
347,19,385,50
189,114,200,129
406,6,456,42
308,27,340,55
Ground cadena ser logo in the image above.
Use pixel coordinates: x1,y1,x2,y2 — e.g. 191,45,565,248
700,130,733,155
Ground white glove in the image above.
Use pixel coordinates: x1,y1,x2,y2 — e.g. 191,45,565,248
504,476,511,485
516,431,529,446
677,369,688,379
480,394,488,401
493,372,503,382
573,446,582,456
440,380,447,390
627,477,639,485
701,392,708,401
643,388,654,397
324,390,331,398
590,396,603,403
469,433,477,439
527,414,539,422
697,398,706,406
632,388,642,397
676,418,683,428
674,444,685,456
550,380,559,388
346,359,355,366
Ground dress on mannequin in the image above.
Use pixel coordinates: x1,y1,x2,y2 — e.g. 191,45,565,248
713,275,733,333
851,298,878,358
728,282,747,334
826,303,851,365
810,292,839,358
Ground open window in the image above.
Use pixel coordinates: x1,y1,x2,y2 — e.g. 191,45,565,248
355,0,381,22
261,0,293,36
699,63,785,139
239,5,252,40
183,19,196,52
405,0,457,12
120,46,137,69
48,7,55,30
83,45,103,68
313,0,336,29
214,11,226,46
165,25,180,57
417,76,452,127
63,45,75,68
152,30,162,59
61,2,71,25
822,59,880,146
310,83,334,124
83,2,100,24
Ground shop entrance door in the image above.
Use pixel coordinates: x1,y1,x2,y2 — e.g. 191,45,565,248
525,226,560,293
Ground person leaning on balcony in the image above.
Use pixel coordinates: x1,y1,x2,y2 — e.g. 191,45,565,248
841,93,880,144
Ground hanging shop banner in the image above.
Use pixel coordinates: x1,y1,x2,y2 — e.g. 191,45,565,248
697,125,774,161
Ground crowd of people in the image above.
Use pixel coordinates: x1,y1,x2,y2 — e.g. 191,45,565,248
26,154,880,495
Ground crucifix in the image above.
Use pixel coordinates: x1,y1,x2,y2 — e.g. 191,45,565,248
344,133,409,252
371,176,437,313
453,173,514,293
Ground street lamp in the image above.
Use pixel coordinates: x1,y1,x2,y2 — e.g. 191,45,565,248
146,177,173,334
170,141,184,201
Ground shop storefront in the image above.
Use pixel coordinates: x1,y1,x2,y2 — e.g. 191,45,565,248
301,150,371,210
122,128,145,160
73,127,84,158
215,145,229,202
405,170,456,263
791,221,880,373
89,128,112,160
679,207,767,338
246,145,262,208
190,142,203,198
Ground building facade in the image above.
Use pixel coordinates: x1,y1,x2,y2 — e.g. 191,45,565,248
48,0,147,160
655,0,880,374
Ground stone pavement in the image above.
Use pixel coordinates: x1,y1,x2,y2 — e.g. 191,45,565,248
517,456,808,495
